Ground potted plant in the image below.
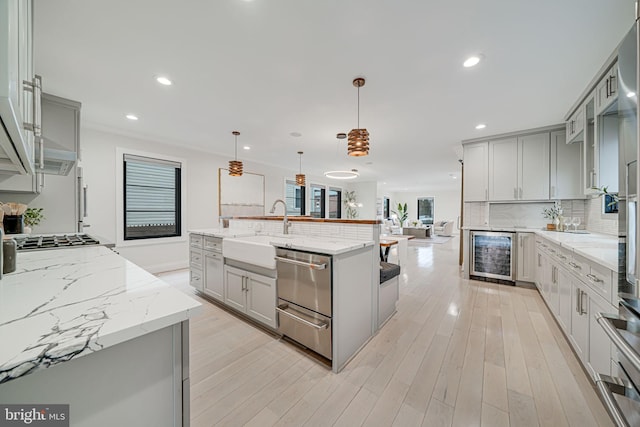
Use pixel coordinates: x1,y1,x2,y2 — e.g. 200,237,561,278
23,207,44,234
392,203,408,227
542,203,561,230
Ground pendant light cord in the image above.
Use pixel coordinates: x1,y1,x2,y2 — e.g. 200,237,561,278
299,153,302,173
234,134,238,161
357,85,360,129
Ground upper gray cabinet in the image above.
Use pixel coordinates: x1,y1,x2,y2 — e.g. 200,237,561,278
0,0,38,175
566,103,585,144
550,130,583,199
462,142,488,202
488,132,550,201
595,62,618,115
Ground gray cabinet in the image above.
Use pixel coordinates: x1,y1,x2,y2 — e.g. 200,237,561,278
203,251,224,302
487,132,550,201
463,142,488,201
224,265,277,328
550,130,583,199
595,63,618,115
570,279,589,362
516,232,535,282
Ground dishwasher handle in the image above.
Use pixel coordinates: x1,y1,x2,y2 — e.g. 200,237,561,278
277,304,328,329
275,256,327,270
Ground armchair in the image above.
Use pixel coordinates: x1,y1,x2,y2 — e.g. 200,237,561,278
433,220,454,236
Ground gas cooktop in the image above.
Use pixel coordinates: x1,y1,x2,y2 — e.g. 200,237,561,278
14,234,102,251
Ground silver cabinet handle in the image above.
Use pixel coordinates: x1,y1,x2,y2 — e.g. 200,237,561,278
586,273,603,283
275,256,327,270
580,290,587,315
576,288,580,313
568,262,581,270
83,185,88,217
277,304,328,330
558,254,567,260
538,254,541,267
609,74,616,96
596,313,640,374
595,373,634,427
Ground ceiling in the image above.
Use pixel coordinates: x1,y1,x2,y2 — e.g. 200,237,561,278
34,0,634,192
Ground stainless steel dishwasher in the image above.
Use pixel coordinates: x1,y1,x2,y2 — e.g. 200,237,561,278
275,248,332,360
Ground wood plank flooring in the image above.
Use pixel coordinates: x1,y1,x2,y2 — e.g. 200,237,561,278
158,236,613,427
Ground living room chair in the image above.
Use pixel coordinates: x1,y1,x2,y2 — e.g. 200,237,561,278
434,220,454,236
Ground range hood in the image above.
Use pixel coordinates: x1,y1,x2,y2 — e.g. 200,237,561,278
34,137,77,176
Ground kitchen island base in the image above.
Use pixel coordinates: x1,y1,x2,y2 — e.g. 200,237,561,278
0,322,190,427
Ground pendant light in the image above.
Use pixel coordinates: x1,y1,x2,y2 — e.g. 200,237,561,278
348,77,369,157
295,151,306,186
228,131,243,176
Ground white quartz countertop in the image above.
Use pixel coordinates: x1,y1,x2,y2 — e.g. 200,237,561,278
228,234,374,256
188,228,256,238
464,226,619,272
0,246,201,384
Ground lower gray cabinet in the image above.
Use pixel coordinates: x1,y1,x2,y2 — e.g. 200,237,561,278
203,251,223,302
224,265,276,328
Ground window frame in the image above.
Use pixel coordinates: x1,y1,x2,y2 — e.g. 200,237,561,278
115,148,187,247
309,183,326,218
329,187,342,219
285,179,306,216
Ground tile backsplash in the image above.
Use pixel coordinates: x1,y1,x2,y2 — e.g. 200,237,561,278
584,197,618,235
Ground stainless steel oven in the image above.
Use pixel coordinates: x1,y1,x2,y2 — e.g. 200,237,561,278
470,231,515,282
275,248,332,360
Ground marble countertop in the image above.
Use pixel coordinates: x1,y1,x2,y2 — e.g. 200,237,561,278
0,246,201,384
188,228,256,238
228,234,374,256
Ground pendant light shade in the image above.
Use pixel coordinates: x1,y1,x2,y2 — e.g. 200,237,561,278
348,77,369,157
295,151,305,186
229,131,243,176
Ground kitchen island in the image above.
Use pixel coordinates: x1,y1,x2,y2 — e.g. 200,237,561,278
0,246,201,427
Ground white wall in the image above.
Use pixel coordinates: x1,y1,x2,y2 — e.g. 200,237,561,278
386,188,461,233
81,128,350,272
344,181,378,219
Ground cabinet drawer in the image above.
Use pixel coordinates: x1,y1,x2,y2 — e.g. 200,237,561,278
204,236,222,252
585,262,614,303
567,254,588,278
190,249,203,268
555,247,571,263
190,234,203,248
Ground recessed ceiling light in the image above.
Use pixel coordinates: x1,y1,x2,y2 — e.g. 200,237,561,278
156,76,172,86
365,161,373,165
126,114,138,121
290,132,302,137
627,92,636,98
475,123,486,129
463,55,482,68
243,146,251,150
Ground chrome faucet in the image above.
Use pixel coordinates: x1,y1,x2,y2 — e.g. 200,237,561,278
269,199,291,234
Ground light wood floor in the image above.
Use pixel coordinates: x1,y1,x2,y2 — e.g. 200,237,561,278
158,236,613,427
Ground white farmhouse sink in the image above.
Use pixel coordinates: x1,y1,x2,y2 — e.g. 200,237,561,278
222,236,277,269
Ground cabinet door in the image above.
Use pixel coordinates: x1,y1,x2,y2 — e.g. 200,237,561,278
596,64,618,115
246,272,277,328
518,133,549,200
535,243,544,290
589,296,613,377
557,266,572,332
488,138,518,201
550,130,583,199
203,251,224,302
517,233,535,282
570,280,589,363
224,266,247,312
463,142,488,201
189,268,203,291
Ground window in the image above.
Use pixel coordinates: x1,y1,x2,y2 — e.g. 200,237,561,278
417,197,434,225
285,180,305,215
124,154,181,240
329,188,341,218
383,197,390,219
310,184,326,218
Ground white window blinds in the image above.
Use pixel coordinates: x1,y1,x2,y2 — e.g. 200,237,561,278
124,154,181,240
